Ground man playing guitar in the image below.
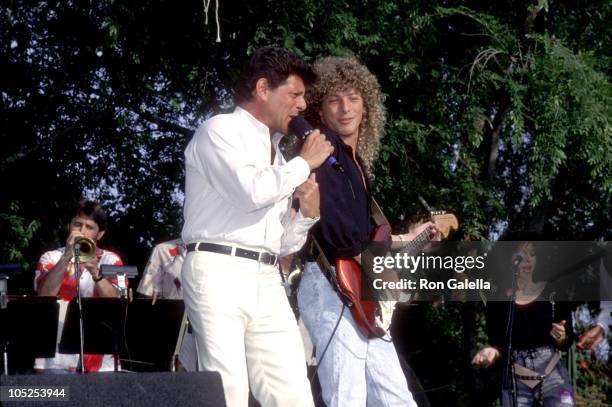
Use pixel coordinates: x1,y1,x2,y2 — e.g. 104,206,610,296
296,56,441,406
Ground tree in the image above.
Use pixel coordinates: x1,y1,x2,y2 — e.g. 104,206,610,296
1,1,610,402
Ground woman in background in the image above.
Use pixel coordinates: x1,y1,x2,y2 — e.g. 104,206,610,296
472,240,575,407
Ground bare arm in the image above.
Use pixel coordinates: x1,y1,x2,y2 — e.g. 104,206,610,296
37,251,72,296
84,259,119,298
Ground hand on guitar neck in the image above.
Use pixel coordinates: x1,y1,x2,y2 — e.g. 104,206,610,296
335,212,458,338
352,220,443,266
391,221,442,250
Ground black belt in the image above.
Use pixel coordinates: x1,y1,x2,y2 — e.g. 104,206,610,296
186,242,278,266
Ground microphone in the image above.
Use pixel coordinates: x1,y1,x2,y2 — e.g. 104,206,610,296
512,254,524,267
289,116,343,172
511,254,524,276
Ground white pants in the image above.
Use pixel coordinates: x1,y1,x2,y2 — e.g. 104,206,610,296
298,262,417,407
181,250,314,407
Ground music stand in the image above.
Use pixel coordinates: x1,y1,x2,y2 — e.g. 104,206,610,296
59,298,185,372
0,296,59,375
121,298,185,372
101,265,138,298
59,297,126,372
1,264,21,309
59,264,139,373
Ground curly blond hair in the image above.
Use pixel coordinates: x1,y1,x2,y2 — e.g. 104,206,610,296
305,56,386,172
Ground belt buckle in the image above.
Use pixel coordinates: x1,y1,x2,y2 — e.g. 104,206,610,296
236,248,256,261
234,247,277,266
259,252,268,265
263,252,277,266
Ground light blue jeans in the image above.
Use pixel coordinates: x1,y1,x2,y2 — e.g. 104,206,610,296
297,262,417,407
502,346,575,407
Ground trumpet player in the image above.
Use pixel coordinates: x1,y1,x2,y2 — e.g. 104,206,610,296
34,199,123,373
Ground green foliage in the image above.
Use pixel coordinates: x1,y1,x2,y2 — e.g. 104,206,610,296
573,305,612,406
1,0,610,402
525,35,612,208
0,203,40,267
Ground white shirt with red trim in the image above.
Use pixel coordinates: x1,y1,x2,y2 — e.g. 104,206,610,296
136,239,198,371
137,239,185,299
34,247,123,372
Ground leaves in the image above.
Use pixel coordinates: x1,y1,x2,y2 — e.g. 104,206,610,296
1,0,610,402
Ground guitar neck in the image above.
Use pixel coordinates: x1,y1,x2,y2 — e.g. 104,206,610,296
402,229,431,256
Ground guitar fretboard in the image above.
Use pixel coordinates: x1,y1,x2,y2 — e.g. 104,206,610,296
403,228,431,255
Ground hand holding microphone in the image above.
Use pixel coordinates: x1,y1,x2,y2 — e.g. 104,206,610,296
290,116,341,171
299,130,334,170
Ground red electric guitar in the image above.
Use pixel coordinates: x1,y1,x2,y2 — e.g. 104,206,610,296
335,212,458,338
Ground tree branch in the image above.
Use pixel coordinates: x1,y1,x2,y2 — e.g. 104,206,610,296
524,2,546,35
482,98,509,182
3,111,114,166
137,110,195,138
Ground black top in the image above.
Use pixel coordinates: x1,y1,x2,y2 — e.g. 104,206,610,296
308,127,374,262
485,288,575,352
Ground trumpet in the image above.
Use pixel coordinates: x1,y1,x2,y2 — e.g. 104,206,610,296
73,236,96,263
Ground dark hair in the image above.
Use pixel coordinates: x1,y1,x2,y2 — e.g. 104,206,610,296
74,199,107,231
488,230,548,286
233,46,316,104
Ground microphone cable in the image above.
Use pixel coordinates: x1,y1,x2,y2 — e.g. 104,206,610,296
309,303,346,381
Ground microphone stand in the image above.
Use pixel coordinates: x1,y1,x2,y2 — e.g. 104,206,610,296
73,243,85,374
503,255,522,407
1,274,8,375
116,272,127,373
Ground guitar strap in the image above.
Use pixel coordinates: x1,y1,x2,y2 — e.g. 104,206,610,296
310,238,334,279
308,237,354,306
370,198,389,228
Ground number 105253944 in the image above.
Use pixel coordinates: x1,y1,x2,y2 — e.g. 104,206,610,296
1,386,69,401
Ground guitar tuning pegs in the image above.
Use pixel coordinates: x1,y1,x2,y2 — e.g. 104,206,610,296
430,210,447,215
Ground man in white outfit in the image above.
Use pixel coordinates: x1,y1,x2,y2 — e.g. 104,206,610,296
181,46,333,407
